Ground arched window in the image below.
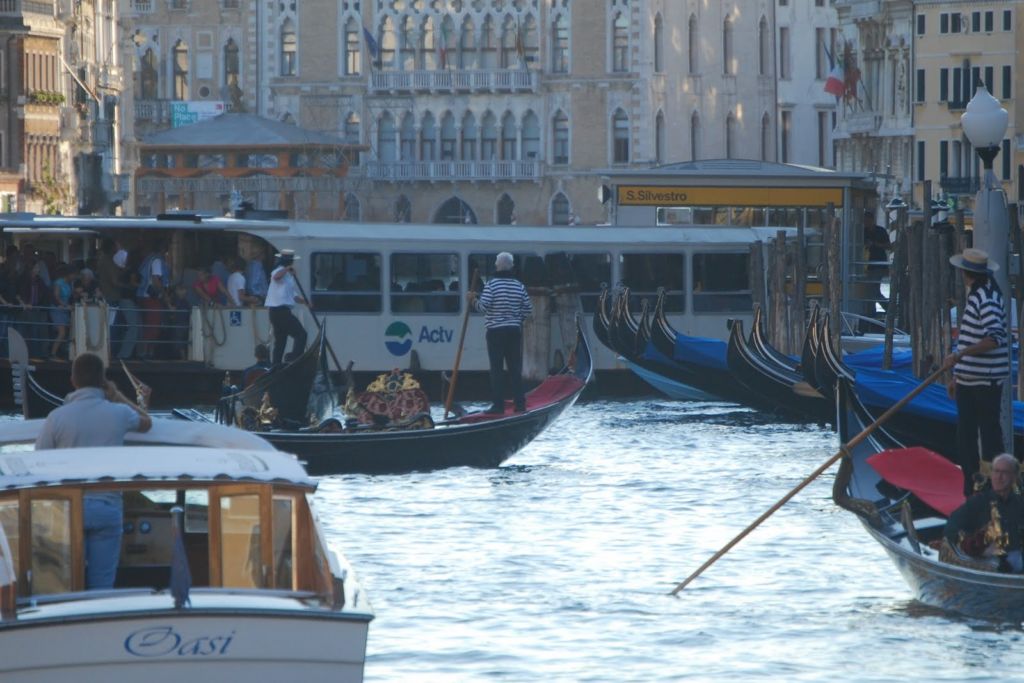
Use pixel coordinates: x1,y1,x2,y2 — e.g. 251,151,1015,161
758,16,769,77
224,39,239,87
377,112,396,162
655,111,666,164
439,15,456,69
173,39,189,99
344,194,360,221
480,15,497,69
522,111,540,161
551,13,568,73
761,113,772,161
434,197,477,224
420,112,437,160
440,112,457,160
399,16,415,70
420,17,436,70
500,16,517,68
280,20,296,76
381,17,397,70
501,112,517,160
612,12,628,73
690,112,700,161
726,113,736,159
723,16,734,76
551,193,571,225
688,15,698,75
523,14,538,67
344,18,361,75
552,110,569,165
395,195,412,223
400,112,416,161
497,193,516,225
461,112,477,160
460,17,477,69
141,48,158,99
654,14,664,73
612,109,629,164
481,111,498,160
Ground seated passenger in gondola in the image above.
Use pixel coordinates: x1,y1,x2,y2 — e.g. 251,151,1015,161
943,453,1024,572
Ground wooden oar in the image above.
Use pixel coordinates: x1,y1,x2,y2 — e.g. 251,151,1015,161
291,272,345,376
444,269,479,419
668,365,946,596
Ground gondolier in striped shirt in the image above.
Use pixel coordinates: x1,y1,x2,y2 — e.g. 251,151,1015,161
470,252,534,414
942,248,1011,496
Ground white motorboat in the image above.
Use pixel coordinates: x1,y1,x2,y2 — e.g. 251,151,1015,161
0,419,373,682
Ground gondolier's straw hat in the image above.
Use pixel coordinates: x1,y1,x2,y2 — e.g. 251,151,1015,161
275,248,300,261
949,247,997,274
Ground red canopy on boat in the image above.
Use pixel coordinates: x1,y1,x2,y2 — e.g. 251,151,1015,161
867,447,966,516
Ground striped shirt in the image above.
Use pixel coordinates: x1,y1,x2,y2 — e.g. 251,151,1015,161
955,278,1009,385
475,274,533,329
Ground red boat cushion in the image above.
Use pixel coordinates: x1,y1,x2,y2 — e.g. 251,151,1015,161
867,447,966,516
455,375,585,424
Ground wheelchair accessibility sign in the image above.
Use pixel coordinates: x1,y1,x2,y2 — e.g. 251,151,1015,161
230,311,242,327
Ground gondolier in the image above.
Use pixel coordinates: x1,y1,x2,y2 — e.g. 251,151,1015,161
469,252,533,414
266,248,308,365
941,248,1010,496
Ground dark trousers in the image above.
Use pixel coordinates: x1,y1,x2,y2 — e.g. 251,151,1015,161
269,305,307,365
486,326,525,412
956,381,1005,495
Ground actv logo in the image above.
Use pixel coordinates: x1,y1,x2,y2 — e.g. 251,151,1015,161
385,321,413,356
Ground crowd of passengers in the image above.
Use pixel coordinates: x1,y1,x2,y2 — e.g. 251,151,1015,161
0,238,271,361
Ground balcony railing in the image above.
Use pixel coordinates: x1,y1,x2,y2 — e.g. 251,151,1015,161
135,99,170,124
939,176,980,195
0,0,55,13
363,159,543,182
369,69,537,94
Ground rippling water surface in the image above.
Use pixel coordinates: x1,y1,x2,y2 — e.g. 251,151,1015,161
313,398,1024,682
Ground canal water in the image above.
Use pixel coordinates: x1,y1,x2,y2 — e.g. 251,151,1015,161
314,397,1024,682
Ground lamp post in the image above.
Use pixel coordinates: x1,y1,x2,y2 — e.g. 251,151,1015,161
960,84,1011,453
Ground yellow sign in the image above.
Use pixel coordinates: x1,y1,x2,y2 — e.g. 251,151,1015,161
617,185,844,207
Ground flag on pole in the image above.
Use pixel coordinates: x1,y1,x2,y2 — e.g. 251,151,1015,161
822,42,845,96
363,26,380,60
842,40,861,102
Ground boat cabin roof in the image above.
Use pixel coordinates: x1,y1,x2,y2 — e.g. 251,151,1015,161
0,417,275,450
0,446,315,492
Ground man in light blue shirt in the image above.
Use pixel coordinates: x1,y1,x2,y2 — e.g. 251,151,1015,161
35,353,152,589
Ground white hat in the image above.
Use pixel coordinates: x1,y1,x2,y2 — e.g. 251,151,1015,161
275,248,300,261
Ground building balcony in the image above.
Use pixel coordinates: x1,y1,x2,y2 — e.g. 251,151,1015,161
369,69,538,94
135,99,171,124
362,159,543,182
940,175,980,195
128,0,153,12
844,111,882,135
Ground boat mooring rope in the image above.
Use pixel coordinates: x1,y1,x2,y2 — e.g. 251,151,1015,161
199,303,228,347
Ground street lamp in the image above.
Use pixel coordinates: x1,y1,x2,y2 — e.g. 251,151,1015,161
960,84,1011,452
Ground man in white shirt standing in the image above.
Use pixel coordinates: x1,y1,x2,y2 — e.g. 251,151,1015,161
265,249,308,364
225,257,260,307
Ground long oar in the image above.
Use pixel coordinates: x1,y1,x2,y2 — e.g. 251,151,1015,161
668,365,946,596
119,359,151,409
444,269,479,419
291,273,345,376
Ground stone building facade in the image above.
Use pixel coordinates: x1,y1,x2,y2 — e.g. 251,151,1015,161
0,0,126,215
122,0,781,225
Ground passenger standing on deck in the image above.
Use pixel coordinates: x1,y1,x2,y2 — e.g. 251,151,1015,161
246,242,269,303
136,240,169,359
469,252,534,414
942,248,1010,496
265,248,307,365
34,353,152,589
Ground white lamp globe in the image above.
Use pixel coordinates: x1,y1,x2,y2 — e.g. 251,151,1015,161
960,85,1008,148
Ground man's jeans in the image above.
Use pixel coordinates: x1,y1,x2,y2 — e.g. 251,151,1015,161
84,495,123,589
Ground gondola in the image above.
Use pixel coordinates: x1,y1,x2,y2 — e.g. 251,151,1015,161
8,328,64,419
176,318,593,475
799,306,821,391
749,304,801,374
216,326,333,429
726,320,830,422
834,376,1024,622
